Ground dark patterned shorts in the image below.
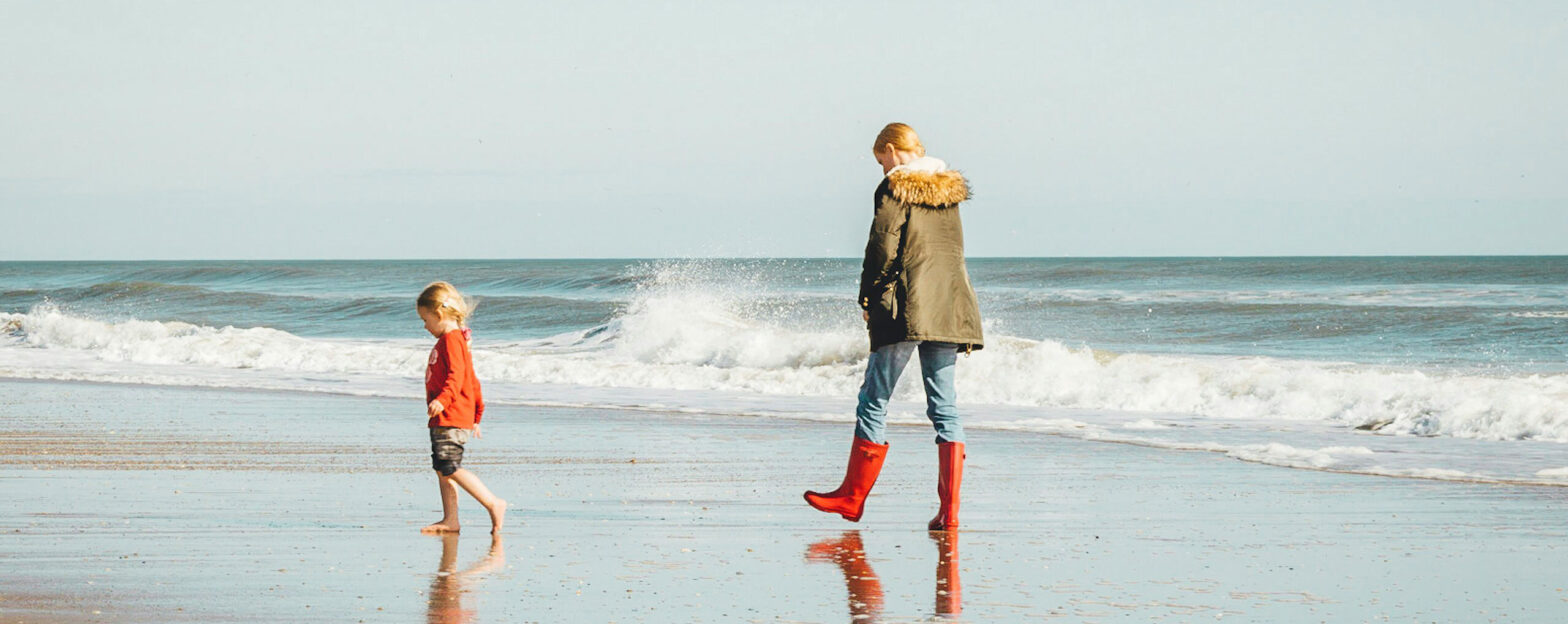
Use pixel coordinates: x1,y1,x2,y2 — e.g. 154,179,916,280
429,426,470,476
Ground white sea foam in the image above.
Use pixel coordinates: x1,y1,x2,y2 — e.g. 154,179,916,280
958,337,1568,442
7,307,1568,485
608,281,864,369
1535,467,1568,479
5,291,1568,446
1225,443,1376,469
1505,311,1568,319
945,412,1562,485
7,305,427,375
1373,467,1478,481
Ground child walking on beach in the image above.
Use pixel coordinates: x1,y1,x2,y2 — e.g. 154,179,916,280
417,282,507,534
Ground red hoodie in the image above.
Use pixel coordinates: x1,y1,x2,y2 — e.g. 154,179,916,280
425,329,485,429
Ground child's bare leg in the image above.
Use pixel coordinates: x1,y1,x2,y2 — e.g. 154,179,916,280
421,472,462,533
448,469,507,534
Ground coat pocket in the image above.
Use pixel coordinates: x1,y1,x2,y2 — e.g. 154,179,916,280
875,282,900,321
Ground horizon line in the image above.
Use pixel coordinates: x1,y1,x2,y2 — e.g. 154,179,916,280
4,254,1567,263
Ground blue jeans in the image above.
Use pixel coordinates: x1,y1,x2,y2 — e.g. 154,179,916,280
854,341,963,445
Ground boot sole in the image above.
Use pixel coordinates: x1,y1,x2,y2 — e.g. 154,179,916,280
802,492,863,522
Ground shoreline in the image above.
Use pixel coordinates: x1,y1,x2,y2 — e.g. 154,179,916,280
4,379,1567,622
3,374,1565,488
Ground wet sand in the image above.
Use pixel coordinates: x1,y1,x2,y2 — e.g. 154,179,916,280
2,379,1566,622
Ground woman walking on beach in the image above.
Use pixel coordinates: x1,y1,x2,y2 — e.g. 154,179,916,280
804,123,984,531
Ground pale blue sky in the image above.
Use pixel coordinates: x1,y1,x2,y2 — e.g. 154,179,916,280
2,1,1565,259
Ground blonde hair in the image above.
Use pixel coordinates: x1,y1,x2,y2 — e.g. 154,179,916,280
872,122,926,157
417,281,476,327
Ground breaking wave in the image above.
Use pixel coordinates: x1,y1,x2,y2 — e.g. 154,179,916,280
5,281,1567,444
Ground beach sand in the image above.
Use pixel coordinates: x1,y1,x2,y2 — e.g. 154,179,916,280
2,379,1565,622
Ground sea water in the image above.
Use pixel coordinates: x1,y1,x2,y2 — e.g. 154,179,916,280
3,257,1565,482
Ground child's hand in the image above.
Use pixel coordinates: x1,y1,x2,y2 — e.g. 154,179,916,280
428,400,444,418
473,425,482,439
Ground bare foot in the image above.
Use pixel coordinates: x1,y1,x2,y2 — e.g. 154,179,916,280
488,499,508,534
421,520,460,534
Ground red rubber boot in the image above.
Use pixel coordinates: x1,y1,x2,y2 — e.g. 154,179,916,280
804,437,889,522
927,441,965,531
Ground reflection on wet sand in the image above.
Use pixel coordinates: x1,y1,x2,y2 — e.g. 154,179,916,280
427,534,506,624
807,531,884,621
806,531,964,622
932,530,962,618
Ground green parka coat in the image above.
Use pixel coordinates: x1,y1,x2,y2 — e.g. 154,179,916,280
858,158,984,353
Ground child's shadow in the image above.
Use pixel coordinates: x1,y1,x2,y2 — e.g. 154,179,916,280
426,534,506,624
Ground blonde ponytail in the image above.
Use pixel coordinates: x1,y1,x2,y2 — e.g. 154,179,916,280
417,281,477,327
872,122,925,157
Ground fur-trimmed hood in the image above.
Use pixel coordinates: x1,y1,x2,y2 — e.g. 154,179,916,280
885,156,970,207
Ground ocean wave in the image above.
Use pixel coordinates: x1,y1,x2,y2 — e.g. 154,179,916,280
0,281,621,341
5,280,1568,444
1003,285,1568,308
960,337,1568,441
1504,311,1568,319
469,272,642,294
4,304,428,374
115,264,322,285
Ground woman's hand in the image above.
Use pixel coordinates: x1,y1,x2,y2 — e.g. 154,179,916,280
427,400,444,418
474,425,483,439
863,310,870,322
